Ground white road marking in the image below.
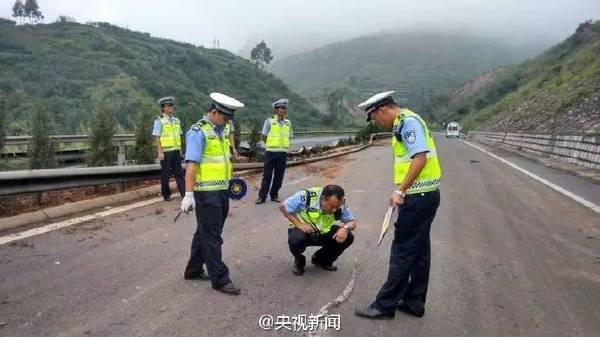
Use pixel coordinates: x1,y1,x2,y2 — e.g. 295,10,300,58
463,141,600,214
0,198,163,246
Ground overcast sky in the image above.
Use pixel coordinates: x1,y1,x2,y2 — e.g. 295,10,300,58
2,0,599,57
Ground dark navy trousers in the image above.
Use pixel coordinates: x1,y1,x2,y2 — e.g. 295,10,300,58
159,150,185,199
185,190,231,289
288,225,354,266
372,190,440,314
258,151,287,200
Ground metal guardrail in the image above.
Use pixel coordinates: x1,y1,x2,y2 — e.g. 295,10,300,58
2,130,360,166
469,131,600,169
0,132,390,197
3,130,359,148
0,163,263,196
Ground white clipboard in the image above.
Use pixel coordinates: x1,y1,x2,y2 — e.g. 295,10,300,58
377,206,395,247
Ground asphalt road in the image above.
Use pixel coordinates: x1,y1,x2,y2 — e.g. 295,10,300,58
1,136,599,337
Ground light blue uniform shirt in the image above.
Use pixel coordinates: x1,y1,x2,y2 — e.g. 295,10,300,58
152,115,182,137
284,189,354,223
399,116,429,158
261,117,293,137
184,116,225,163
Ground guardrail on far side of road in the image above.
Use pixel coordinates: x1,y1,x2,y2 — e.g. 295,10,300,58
468,131,600,170
0,132,391,197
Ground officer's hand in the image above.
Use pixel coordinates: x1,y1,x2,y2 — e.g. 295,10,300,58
390,191,404,208
157,151,165,161
297,222,314,234
181,192,195,213
231,150,239,160
333,227,348,243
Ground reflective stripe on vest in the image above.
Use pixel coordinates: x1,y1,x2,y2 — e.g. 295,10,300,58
392,109,442,194
159,116,182,151
194,119,231,191
295,187,336,234
265,117,291,152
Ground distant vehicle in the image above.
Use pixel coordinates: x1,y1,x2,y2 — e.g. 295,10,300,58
446,122,460,138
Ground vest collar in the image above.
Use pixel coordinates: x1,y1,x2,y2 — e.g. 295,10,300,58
271,115,287,124
162,114,175,122
308,189,324,212
202,115,224,134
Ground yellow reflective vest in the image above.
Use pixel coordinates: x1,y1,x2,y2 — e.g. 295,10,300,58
265,116,291,152
293,187,341,234
193,119,232,192
392,109,442,194
158,116,182,151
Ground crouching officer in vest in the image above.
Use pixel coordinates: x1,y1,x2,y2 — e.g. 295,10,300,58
256,98,292,204
355,91,441,319
180,92,244,295
153,96,186,201
279,185,357,275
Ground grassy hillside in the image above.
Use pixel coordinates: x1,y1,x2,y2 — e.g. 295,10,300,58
271,31,541,125
440,21,600,134
0,18,325,135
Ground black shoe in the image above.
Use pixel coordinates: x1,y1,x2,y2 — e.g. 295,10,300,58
396,300,425,317
163,196,171,201
311,258,337,272
215,282,241,295
183,269,210,280
355,306,394,319
270,197,281,202
292,255,306,276
255,198,266,205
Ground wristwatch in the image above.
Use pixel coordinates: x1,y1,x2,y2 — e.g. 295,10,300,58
394,190,406,198
343,223,351,232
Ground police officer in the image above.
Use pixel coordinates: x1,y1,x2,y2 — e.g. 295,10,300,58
255,98,293,204
279,185,357,275
180,92,244,295
153,96,185,201
355,91,442,319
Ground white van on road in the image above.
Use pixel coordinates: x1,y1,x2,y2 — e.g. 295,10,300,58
446,122,460,138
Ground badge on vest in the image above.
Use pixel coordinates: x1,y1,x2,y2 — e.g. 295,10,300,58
404,130,416,144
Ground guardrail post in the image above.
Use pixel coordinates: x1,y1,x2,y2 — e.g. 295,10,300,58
117,143,126,166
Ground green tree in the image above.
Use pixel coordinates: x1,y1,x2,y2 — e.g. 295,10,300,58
88,103,116,166
12,0,25,24
250,40,273,70
325,89,345,125
57,15,76,23
24,0,43,23
29,103,56,169
131,106,156,164
247,125,261,160
355,123,380,143
0,93,6,154
233,120,241,149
